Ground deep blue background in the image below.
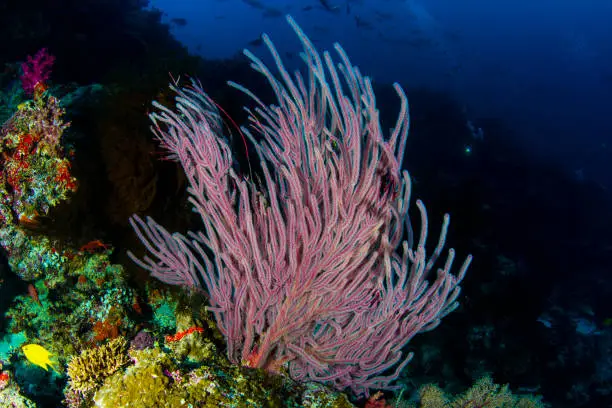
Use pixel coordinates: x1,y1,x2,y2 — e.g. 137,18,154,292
149,0,612,190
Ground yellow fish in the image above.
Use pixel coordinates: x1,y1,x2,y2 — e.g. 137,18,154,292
22,344,60,373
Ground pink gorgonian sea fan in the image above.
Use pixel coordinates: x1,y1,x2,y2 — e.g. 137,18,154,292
128,15,472,397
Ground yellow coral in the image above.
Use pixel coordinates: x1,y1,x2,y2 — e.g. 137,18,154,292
419,383,449,408
406,377,546,408
451,377,513,407
66,337,130,393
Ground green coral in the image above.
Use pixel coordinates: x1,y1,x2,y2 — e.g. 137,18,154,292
0,228,67,282
403,376,546,408
93,348,184,407
0,332,27,362
89,344,354,408
6,244,134,356
153,301,177,332
166,309,217,363
300,383,355,408
67,337,131,394
93,347,246,407
0,79,24,124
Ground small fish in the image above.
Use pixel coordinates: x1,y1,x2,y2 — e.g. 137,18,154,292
319,0,340,13
241,0,265,9
170,17,187,27
354,16,374,30
374,10,395,21
22,344,60,373
248,36,264,47
27,284,41,306
263,7,283,18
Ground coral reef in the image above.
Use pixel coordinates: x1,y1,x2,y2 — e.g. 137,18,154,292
0,362,36,408
398,377,545,408
91,346,353,408
6,247,135,352
0,90,77,281
0,92,76,223
66,337,130,395
59,302,356,408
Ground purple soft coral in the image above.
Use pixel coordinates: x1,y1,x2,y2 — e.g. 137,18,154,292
130,330,155,350
20,48,55,96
